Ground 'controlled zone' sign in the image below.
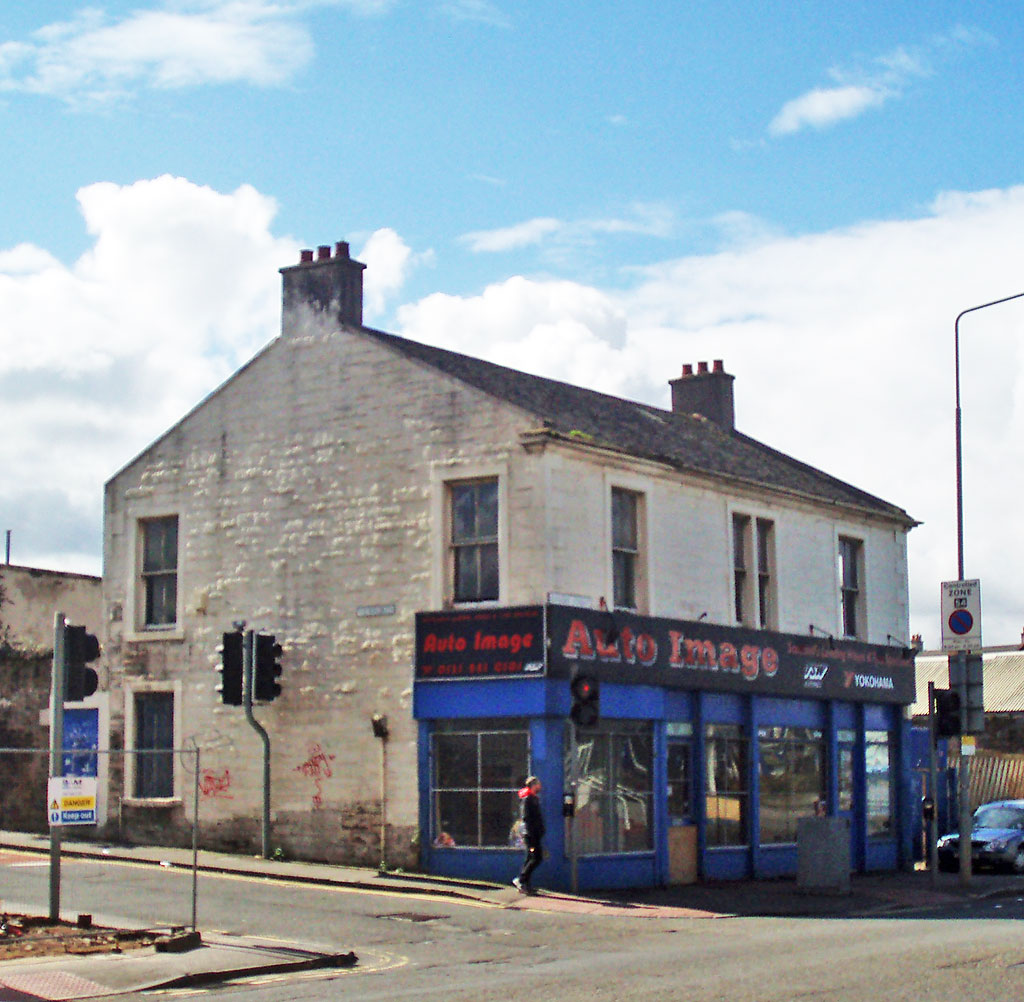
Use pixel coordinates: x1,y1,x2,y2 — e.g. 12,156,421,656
47,776,98,826
941,579,982,653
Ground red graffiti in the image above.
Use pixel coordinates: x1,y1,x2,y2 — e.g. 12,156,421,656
295,743,335,809
199,768,233,799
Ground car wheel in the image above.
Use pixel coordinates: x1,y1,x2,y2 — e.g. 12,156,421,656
1011,846,1024,875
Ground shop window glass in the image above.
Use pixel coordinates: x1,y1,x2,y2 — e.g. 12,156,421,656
757,726,825,844
865,730,893,837
431,720,529,848
567,721,653,854
705,723,748,847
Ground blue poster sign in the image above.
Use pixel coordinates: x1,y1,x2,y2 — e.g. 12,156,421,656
63,707,99,777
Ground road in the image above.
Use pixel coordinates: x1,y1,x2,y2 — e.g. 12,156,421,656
4,854,1024,1001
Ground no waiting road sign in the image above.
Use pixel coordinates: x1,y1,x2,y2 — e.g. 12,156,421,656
941,579,982,653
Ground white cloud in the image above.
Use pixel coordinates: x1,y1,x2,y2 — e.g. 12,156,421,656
461,218,564,253
0,175,296,568
768,30,988,137
359,227,430,320
0,1,391,104
769,84,888,137
438,0,511,28
460,204,675,255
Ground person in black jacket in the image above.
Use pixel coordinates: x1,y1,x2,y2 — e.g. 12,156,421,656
513,776,545,894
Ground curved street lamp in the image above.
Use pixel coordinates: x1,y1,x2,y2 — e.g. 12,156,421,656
954,292,1024,578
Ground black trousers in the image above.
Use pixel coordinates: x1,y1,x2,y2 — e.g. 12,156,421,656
518,837,543,885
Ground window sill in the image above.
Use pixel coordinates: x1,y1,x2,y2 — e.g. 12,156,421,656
121,797,182,808
123,629,184,644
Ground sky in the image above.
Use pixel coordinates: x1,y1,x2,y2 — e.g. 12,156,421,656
2,1,1024,650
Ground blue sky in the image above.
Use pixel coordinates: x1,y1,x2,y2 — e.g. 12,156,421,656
3,1,1024,647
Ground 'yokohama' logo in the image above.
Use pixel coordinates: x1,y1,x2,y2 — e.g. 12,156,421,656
844,671,895,690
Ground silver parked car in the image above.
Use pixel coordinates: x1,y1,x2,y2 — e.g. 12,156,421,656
937,800,1024,873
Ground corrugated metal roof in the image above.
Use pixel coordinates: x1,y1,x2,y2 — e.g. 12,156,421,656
912,650,1024,716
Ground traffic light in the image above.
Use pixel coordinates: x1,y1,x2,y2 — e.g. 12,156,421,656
217,631,243,706
64,625,100,702
570,671,599,727
254,633,283,702
934,687,961,738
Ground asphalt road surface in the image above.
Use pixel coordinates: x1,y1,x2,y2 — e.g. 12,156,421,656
4,855,1024,1001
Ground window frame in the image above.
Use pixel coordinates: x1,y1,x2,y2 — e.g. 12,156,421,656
566,719,654,856
755,517,776,630
609,483,647,613
704,723,749,848
756,725,826,844
449,478,500,605
123,682,181,804
865,729,894,839
432,464,508,609
732,513,752,626
838,535,865,639
430,719,531,849
127,513,182,638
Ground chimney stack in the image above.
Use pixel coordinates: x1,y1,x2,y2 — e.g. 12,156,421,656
668,359,735,431
280,239,366,328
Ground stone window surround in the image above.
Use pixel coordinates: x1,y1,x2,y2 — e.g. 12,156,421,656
430,461,509,610
122,679,183,807
122,506,185,643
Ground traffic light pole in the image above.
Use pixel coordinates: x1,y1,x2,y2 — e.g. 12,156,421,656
48,612,66,921
243,630,273,859
569,722,579,895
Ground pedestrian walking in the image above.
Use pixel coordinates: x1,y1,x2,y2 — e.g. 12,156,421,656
512,776,545,894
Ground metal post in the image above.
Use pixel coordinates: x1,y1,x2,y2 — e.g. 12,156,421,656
927,681,938,888
569,723,579,895
191,744,200,931
957,651,972,886
379,738,388,872
48,612,66,922
243,630,272,859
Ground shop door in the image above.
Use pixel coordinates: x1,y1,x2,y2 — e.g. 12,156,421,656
666,738,697,883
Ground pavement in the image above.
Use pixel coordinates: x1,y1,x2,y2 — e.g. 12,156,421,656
2,828,1023,1000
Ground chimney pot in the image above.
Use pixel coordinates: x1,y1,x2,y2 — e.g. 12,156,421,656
669,360,736,431
281,236,368,328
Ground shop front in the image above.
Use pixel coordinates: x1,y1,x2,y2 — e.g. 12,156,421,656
413,604,915,890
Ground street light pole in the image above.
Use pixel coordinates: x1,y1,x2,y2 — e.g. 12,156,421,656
954,291,1024,577
952,290,1024,887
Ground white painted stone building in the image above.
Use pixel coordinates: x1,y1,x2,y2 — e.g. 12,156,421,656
101,242,917,881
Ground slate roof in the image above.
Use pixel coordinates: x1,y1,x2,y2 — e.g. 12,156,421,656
913,651,1024,715
362,327,916,526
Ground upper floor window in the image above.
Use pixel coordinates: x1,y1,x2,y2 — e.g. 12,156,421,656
733,514,775,628
755,518,775,630
839,536,864,638
141,516,178,628
451,480,499,603
611,487,641,610
732,514,751,625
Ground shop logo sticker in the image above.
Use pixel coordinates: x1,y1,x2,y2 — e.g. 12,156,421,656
803,664,829,688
